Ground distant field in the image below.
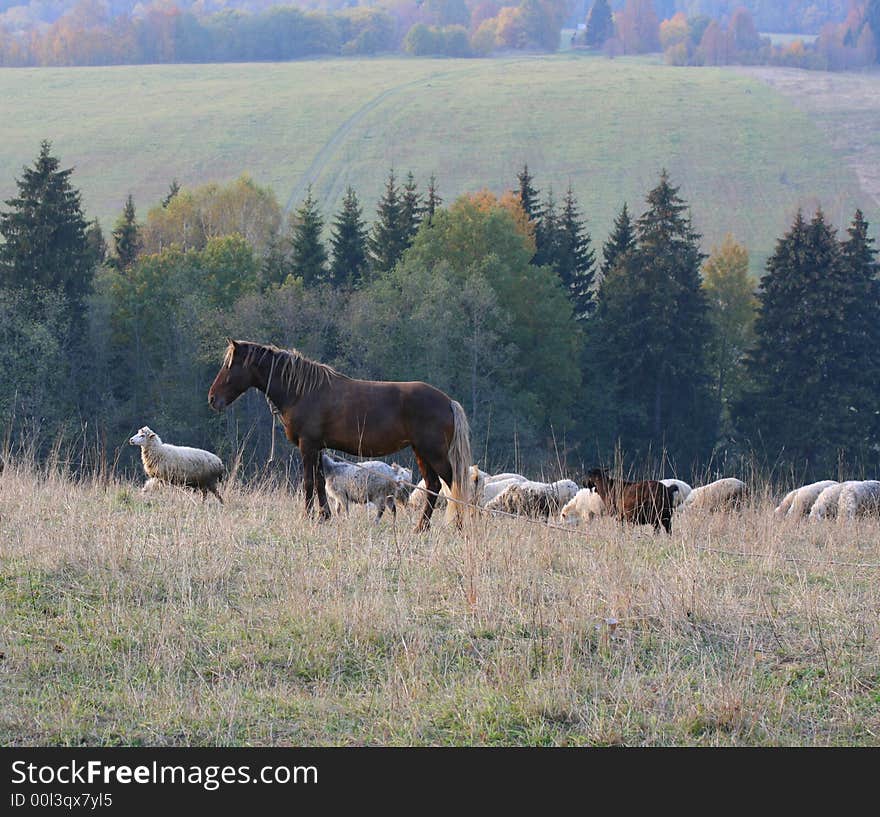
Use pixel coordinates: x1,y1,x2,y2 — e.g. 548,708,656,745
2,462,880,746
1,54,877,272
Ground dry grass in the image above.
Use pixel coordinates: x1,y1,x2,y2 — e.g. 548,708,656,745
1,462,879,746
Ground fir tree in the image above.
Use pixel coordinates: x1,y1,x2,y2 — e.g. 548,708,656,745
401,171,424,244
162,179,180,208
368,169,408,274
515,164,541,222
555,185,596,320
600,203,636,280
0,140,93,308
425,174,442,224
111,194,140,271
85,218,107,267
289,185,327,287
585,0,614,47
588,171,713,465
740,209,880,472
260,234,290,290
329,187,369,289
533,187,559,268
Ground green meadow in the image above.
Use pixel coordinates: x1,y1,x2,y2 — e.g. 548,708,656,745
1,53,876,271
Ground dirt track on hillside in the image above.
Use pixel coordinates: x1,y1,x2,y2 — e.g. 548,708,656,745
735,66,880,208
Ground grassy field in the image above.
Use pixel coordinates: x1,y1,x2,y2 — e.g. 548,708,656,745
2,461,879,746
2,54,877,273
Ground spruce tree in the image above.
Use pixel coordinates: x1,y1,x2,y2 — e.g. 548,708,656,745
588,171,713,465
556,185,596,320
162,179,180,208
85,218,107,267
515,164,541,222
838,209,880,453
600,203,636,279
368,170,408,274
585,0,613,47
533,187,559,268
401,171,424,245
740,209,880,472
425,174,442,224
260,235,291,290
329,186,368,289
111,194,140,271
289,185,327,287
0,140,93,308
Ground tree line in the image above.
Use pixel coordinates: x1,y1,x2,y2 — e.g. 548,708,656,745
1,141,878,483
3,0,878,69
579,0,880,71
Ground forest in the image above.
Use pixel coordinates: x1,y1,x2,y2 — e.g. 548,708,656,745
1,141,878,483
1,0,879,70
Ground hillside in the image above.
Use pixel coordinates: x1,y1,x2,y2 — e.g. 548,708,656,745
2,53,877,271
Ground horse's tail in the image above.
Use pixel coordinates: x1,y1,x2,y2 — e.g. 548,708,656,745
445,399,473,527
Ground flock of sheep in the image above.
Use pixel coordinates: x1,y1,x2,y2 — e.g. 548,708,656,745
774,479,880,521
129,425,880,528
128,425,752,529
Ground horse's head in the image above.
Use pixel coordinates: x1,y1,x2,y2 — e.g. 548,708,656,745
584,467,610,493
208,339,255,411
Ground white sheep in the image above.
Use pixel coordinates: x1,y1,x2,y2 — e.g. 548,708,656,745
838,480,880,521
469,466,528,507
680,477,746,511
808,481,857,520
129,426,225,502
783,480,838,518
485,479,578,519
473,476,523,508
487,472,528,484
661,478,692,508
407,478,450,513
559,487,605,525
321,454,404,521
774,487,800,518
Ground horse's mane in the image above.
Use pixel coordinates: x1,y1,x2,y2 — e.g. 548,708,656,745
226,341,347,397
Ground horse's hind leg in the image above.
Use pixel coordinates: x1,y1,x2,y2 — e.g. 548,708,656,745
413,452,441,533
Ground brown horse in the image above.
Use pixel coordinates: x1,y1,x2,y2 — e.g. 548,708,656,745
207,340,472,530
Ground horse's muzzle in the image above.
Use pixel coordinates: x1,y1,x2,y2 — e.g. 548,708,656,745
208,393,226,411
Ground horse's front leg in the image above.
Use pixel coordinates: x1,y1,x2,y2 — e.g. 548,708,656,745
300,442,331,520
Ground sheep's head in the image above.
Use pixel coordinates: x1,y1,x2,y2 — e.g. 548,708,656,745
129,427,159,447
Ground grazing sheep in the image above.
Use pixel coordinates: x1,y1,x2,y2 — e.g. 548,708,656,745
408,478,450,513
485,479,578,519
808,481,857,521
661,479,692,508
585,469,678,534
469,466,528,507
474,477,524,508
321,454,403,521
129,426,224,502
774,487,800,518
783,480,838,518
680,478,745,512
838,480,880,521
560,488,605,525
356,460,415,510
487,472,528,484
